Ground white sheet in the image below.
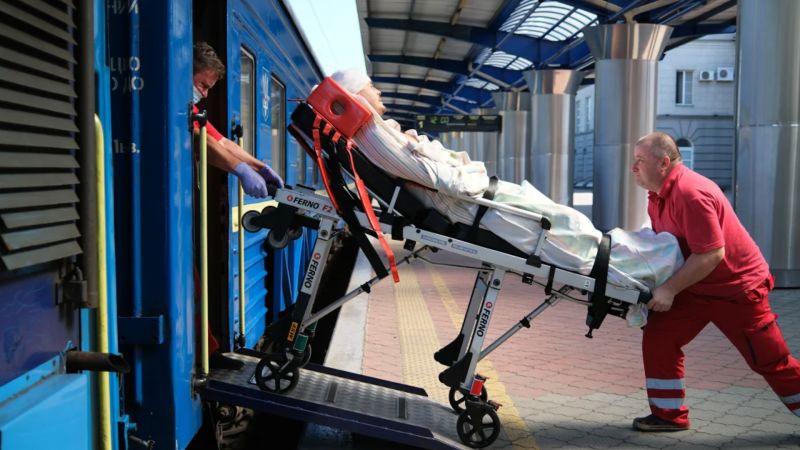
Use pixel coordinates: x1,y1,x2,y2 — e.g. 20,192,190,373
348,95,684,291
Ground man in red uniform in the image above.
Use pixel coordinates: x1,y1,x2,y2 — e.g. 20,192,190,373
630,131,800,431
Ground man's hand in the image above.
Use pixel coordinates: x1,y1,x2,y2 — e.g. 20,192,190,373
258,164,284,189
233,162,269,198
648,283,676,312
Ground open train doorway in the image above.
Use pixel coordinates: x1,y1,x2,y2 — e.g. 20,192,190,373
193,0,233,353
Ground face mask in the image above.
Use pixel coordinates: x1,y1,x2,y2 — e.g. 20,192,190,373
192,85,202,104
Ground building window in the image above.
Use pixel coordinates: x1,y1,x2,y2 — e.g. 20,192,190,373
575,99,582,132
270,75,286,180
239,48,255,155
676,137,694,170
675,70,693,105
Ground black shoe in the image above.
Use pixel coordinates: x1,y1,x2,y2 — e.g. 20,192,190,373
632,414,689,432
210,352,244,370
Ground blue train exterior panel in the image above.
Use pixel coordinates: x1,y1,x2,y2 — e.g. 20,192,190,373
0,271,79,388
0,374,89,450
108,0,201,447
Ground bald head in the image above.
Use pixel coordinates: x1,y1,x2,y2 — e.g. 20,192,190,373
635,132,682,164
632,132,683,192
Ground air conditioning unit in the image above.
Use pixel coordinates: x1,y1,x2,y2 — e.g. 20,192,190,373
716,67,735,81
699,70,715,82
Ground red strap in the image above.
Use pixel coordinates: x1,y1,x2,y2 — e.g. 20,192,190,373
312,115,341,212
343,140,400,283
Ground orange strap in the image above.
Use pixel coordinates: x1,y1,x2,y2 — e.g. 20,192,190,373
311,114,399,282
342,140,400,282
312,115,341,212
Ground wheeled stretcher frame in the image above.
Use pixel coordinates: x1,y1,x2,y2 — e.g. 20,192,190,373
241,78,651,446
243,179,649,447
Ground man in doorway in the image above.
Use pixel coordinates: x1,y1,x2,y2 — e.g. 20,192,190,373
192,41,283,196
630,131,800,431
191,42,283,369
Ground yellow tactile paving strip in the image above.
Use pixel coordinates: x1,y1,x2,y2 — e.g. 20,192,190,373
394,265,451,406
430,270,540,450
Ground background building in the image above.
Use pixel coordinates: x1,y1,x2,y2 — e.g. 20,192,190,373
574,34,736,197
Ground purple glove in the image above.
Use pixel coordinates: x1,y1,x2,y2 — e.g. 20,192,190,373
233,163,268,198
258,164,284,189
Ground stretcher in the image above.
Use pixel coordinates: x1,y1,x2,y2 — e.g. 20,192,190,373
240,77,651,448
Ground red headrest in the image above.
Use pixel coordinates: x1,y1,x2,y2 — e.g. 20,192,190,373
307,77,372,138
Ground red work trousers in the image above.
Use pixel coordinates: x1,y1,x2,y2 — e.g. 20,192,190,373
643,277,800,427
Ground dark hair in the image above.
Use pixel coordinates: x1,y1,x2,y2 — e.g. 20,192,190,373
193,42,225,79
636,132,682,163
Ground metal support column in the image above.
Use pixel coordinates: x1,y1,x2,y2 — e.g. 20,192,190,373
492,91,530,184
735,0,800,287
524,69,585,206
584,23,672,230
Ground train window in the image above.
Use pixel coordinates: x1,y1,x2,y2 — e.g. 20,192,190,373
270,75,286,180
239,49,255,154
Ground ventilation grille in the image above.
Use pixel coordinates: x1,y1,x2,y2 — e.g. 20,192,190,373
0,0,82,271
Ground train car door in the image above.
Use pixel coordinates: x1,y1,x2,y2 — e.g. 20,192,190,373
223,9,279,349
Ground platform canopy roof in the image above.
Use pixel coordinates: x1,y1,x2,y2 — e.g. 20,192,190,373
355,0,737,126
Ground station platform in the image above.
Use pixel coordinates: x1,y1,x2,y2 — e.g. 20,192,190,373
312,241,800,449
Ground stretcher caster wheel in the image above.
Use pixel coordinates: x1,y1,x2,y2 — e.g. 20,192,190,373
287,226,303,241
456,404,501,448
267,230,290,249
297,344,312,367
448,386,488,414
216,404,237,426
254,353,299,394
241,210,261,233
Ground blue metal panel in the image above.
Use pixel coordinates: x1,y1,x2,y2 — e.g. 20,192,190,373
0,271,79,388
122,0,201,447
0,374,89,450
107,0,147,413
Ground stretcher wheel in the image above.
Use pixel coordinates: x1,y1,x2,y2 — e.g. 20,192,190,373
298,344,312,367
448,386,488,414
267,230,289,249
287,226,303,241
216,404,237,426
254,353,299,394
241,210,261,233
456,405,501,448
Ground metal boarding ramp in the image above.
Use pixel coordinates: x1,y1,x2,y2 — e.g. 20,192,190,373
199,349,471,450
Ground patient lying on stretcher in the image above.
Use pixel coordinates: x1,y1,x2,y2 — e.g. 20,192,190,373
327,69,684,292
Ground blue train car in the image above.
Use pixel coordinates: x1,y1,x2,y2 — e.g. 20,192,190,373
0,0,321,448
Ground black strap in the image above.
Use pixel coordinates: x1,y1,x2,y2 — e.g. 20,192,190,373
323,138,389,279
585,234,612,335
468,176,499,242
